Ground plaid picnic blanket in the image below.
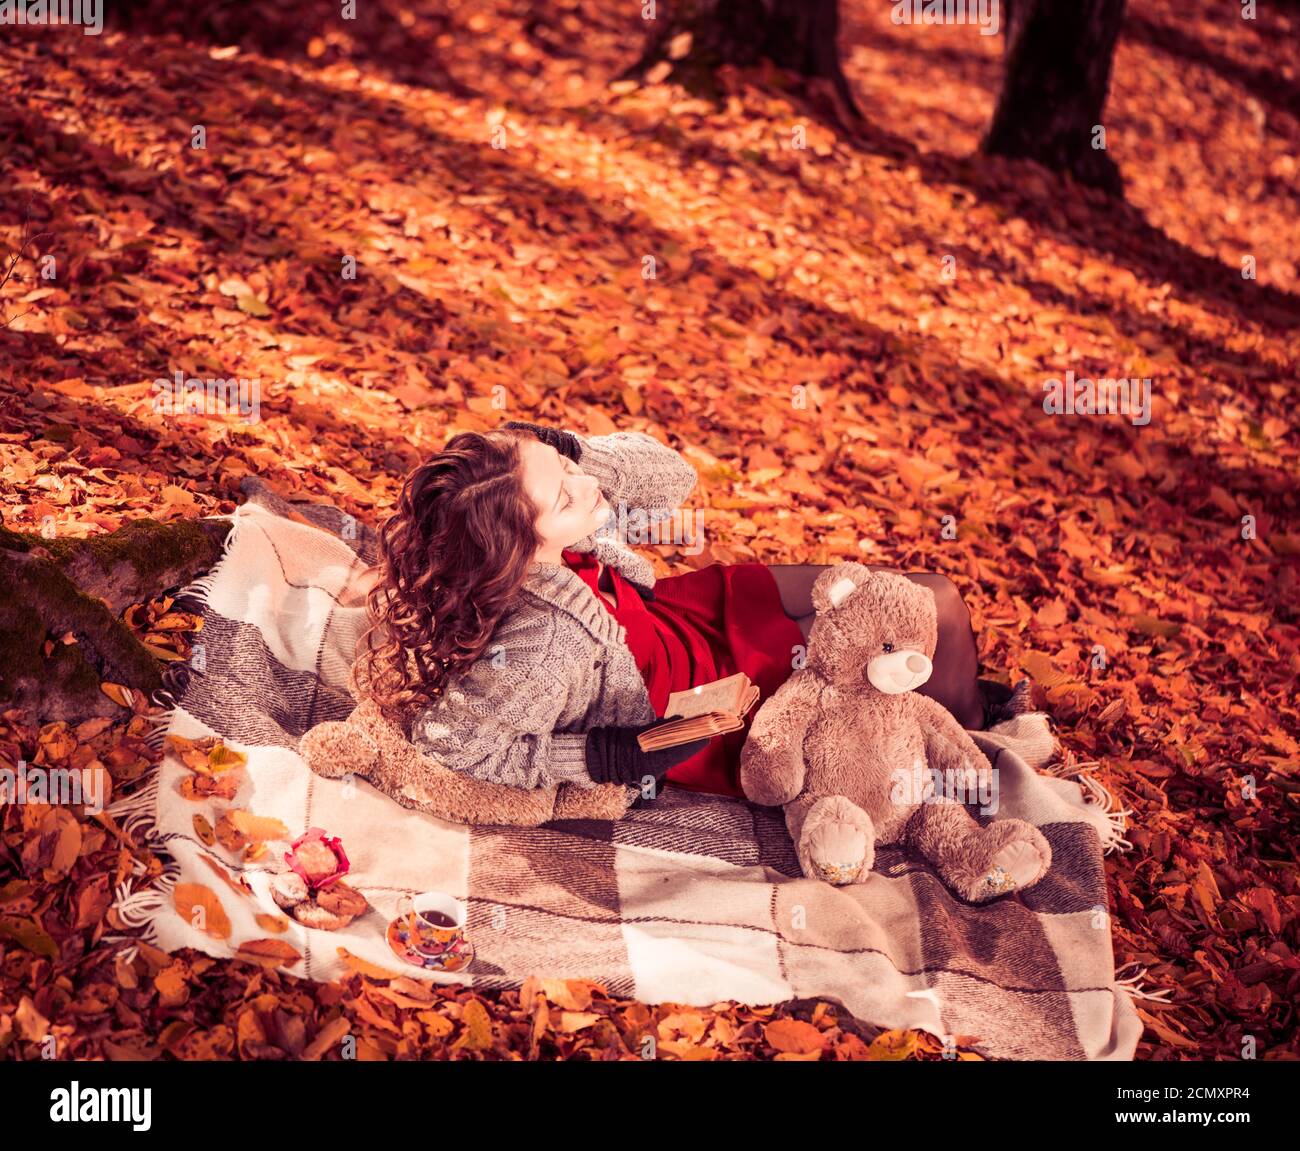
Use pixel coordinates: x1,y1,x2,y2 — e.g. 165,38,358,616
107,478,1142,1060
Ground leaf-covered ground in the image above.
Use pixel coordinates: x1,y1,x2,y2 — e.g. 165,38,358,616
1,0,1297,1060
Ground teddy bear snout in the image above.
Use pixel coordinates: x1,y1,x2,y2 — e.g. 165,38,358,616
867,650,933,694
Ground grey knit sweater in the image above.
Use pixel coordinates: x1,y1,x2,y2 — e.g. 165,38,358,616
408,429,699,790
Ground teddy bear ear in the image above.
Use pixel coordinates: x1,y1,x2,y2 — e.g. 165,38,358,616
811,562,874,614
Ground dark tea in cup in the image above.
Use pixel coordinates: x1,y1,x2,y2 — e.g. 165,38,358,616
394,892,467,968
418,909,457,928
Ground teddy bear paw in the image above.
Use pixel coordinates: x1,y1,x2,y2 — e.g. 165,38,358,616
813,857,868,885
299,717,381,779
801,812,872,886
982,864,1017,895
979,838,1049,898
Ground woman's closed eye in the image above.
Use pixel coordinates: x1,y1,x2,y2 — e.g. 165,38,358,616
562,462,581,506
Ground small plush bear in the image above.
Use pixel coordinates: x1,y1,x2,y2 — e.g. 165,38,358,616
299,697,635,826
739,563,1051,902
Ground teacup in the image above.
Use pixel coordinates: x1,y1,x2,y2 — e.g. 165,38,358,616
394,892,468,968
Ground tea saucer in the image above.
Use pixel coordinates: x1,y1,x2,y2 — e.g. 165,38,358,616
386,917,475,972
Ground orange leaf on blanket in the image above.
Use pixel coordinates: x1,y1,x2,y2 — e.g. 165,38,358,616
911,1030,950,1057
167,733,215,771
255,913,290,933
198,853,253,897
172,882,231,940
193,813,215,846
167,734,247,775
227,810,290,842
235,938,302,968
180,773,240,802
215,813,246,852
208,744,249,771
336,948,407,981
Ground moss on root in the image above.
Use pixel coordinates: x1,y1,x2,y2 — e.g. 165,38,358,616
0,518,230,723
45,517,230,615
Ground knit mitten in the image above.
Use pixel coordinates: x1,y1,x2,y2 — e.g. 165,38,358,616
584,722,711,787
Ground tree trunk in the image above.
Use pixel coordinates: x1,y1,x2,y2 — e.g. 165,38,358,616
982,0,1127,195
622,0,860,120
0,519,230,723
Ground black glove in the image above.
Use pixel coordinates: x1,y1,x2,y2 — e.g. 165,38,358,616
500,420,582,463
584,721,711,787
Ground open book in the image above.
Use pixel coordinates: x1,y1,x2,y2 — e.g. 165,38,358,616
636,672,761,752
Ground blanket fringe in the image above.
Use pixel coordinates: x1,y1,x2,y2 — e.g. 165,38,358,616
169,512,239,614
105,770,165,841
102,512,242,959
103,879,175,964
139,698,177,751
1044,747,1133,856
1114,963,1175,1003
102,790,182,965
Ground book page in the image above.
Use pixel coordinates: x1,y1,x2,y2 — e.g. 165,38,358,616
663,672,749,720
637,711,744,752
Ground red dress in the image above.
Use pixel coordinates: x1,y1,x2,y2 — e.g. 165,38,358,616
560,548,806,798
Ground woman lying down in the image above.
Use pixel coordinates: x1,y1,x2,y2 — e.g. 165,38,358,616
356,421,987,801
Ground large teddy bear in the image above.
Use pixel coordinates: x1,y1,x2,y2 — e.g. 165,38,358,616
299,697,635,826
739,563,1051,902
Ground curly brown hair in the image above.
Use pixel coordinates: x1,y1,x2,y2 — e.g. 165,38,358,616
356,428,541,727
